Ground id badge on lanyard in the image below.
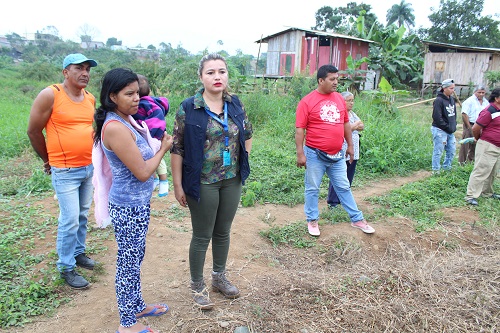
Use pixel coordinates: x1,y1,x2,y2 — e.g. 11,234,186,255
205,102,231,166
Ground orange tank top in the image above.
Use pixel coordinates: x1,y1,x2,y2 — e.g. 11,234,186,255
45,84,95,168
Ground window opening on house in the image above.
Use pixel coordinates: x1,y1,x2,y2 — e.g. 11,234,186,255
319,36,330,47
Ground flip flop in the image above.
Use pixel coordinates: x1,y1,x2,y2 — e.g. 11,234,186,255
116,328,154,333
136,304,169,318
459,137,475,144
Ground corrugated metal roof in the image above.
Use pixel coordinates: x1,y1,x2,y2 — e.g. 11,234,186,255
255,27,374,44
422,40,500,53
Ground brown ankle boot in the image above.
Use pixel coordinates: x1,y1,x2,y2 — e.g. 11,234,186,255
211,271,240,299
190,280,214,310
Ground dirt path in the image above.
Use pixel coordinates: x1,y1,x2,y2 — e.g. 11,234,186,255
6,170,488,333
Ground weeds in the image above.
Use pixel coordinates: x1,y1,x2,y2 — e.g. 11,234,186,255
241,181,263,207
165,204,189,222
368,164,499,231
0,200,60,327
258,210,276,224
260,221,317,248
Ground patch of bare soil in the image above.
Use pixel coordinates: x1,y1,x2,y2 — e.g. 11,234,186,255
6,171,499,333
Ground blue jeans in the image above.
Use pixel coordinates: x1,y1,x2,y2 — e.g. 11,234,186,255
51,164,94,272
304,146,363,222
431,126,456,171
327,160,358,207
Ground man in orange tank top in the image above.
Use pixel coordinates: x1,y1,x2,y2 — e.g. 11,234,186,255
27,53,98,289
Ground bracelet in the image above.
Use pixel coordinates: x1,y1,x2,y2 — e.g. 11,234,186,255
43,161,51,174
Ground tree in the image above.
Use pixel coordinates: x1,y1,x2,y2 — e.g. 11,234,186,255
422,0,500,48
313,2,381,37
338,54,370,94
41,26,60,38
159,42,172,53
314,6,336,31
80,35,91,43
386,0,415,30
356,15,423,89
227,50,254,76
106,37,122,47
77,23,100,49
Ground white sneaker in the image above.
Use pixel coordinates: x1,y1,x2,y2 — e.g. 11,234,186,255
307,220,320,236
351,220,375,234
153,178,160,190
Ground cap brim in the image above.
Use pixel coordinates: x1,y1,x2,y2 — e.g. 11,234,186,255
82,59,97,67
70,59,97,67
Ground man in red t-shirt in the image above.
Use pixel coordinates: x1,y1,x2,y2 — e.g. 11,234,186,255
465,87,500,205
295,64,375,236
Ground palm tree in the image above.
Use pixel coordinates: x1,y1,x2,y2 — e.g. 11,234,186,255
386,0,416,30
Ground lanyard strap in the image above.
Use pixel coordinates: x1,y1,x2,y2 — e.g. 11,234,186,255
205,102,229,147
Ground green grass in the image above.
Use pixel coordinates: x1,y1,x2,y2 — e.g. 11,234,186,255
354,95,431,177
367,164,499,231
0,151,53,197
0,68,57,159
0,198,62,327
259,221,318,248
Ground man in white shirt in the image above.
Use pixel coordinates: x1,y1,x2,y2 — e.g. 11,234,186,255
458,85,488,164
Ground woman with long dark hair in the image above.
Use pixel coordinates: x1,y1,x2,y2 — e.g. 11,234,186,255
94,67,173,333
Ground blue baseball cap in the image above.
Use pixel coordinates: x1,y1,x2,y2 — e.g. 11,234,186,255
63,53,98,69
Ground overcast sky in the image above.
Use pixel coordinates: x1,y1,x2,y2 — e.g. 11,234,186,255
1,0,498,56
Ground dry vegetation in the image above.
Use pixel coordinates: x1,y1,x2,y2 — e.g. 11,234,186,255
238,236,499,332
5,173,499,333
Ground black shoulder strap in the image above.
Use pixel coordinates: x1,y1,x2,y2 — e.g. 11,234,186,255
487,105,498,114
52,84,89,96
230,94,242,108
